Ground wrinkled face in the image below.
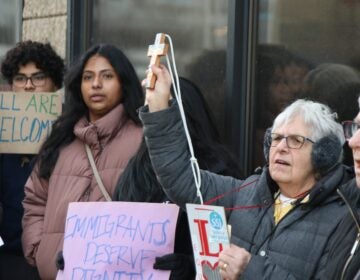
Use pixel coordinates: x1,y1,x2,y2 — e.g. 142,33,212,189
348,112,360,188
269,116,316,195
12,62,57,92
81,55,122,122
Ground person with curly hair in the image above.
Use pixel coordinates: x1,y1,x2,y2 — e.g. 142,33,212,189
0,40,65,280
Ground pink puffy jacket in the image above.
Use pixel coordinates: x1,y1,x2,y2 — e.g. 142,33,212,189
22,104,142,280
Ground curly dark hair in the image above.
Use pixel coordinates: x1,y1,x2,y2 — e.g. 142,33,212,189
1,40,65,88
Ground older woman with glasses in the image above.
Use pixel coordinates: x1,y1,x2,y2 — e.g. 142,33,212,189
138,64,354,279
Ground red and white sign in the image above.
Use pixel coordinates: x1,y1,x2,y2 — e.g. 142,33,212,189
186,203,230,280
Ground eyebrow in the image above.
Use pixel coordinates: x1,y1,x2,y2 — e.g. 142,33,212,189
82,69,114,74
16,71,44,76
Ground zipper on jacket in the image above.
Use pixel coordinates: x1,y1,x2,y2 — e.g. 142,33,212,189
337,189,360,232
337,189,360,280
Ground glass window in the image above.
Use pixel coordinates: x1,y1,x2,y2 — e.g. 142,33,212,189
0,0,22,89
91,0,228,138
253,0,360,168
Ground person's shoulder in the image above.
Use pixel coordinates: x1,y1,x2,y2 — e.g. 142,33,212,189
339,179,360,203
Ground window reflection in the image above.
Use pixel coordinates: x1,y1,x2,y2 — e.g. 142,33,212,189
254,0,360,169
91,0,228,138
0,0,21,88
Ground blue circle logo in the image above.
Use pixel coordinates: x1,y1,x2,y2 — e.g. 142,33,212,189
209,211,223,230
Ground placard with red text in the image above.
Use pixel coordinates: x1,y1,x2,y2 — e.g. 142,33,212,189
186,203,230,280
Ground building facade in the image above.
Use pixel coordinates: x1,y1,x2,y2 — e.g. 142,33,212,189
2,0,360,174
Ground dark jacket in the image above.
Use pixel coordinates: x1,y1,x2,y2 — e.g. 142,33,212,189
322,179,360,280
0,154,35,254
139,102,354,279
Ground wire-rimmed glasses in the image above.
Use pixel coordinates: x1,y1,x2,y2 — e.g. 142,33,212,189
270,133,314,149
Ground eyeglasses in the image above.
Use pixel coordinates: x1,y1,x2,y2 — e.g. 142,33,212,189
12,72,47,87
270,133,314,149
342,120,360,140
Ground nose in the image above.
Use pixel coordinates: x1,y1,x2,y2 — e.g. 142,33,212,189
24,78,35,90
91,75,102,88
348,129,360,150
276,137,289,150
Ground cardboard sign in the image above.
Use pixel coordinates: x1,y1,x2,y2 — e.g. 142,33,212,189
0,91,62,154
56,202,180,280
186,203,230,280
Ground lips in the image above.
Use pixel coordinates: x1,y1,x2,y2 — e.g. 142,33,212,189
90,94,105,102
274,159,290,166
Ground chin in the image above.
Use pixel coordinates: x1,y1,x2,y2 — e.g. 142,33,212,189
356,177,360,189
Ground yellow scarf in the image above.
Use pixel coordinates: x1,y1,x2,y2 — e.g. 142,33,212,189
274,192,310,224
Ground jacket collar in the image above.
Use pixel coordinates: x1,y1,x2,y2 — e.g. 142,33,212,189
259,164,353,206
308,164,353,206
74,103,127,149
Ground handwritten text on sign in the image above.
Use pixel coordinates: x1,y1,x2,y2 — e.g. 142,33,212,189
0,91,62,154
57,202,179,280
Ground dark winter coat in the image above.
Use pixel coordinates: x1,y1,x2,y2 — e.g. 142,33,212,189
139,102,354,279
0,154,35,254
322,179,360,280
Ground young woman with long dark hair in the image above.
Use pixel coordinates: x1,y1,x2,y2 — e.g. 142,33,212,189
22,44,144,280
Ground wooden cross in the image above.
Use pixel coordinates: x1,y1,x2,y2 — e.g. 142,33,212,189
145,33,168,89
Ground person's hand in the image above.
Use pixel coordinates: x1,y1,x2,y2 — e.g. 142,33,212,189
153,253,196,279
143,64,172,112
218,244,251,280
55,250,64,270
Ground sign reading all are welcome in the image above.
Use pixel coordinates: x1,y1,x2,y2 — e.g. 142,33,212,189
0,91,62,154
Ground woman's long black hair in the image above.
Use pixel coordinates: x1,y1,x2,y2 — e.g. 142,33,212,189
37,44,144,179
114,77,243,202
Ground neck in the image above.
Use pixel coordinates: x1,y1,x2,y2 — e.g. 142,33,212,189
278,181,314,198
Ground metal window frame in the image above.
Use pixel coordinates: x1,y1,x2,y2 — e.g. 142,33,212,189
68,0,258,175
67,0,93,64
226,0,257,176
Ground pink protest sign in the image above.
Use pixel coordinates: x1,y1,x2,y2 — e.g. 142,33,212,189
56,202,179,280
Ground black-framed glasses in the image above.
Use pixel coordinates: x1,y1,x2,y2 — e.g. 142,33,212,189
342,120,360,140
12,72,47,87
270,133,315,149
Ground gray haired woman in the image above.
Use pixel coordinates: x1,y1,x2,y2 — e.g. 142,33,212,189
139,64,354,279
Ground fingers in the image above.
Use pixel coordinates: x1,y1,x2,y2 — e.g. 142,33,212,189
219,260,228,271
218,244,251,280
143,64,172,112
219,259,235,280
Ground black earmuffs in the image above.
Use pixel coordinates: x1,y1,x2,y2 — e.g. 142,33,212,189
263,127,342,177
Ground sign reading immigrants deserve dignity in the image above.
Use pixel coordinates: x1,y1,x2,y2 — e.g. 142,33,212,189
0,91,62,154
56,202,180,280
